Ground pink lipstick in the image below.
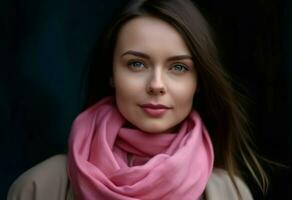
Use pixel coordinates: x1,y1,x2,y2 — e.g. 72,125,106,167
140,103,171,117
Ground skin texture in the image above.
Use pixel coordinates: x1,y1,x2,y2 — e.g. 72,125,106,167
113,16,198,133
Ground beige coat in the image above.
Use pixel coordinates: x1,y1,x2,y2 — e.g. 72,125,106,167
7,155,253,200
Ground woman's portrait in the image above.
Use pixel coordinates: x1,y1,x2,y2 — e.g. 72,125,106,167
1,0,291,199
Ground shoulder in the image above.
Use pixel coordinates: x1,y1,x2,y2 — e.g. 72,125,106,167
205,168,253,200
7,154,70,200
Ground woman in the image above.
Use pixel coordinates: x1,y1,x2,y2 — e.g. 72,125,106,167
7,0,268,199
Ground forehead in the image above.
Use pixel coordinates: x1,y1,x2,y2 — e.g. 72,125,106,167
115,16,190,54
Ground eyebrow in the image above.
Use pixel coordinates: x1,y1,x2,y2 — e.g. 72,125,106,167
121,50,193,61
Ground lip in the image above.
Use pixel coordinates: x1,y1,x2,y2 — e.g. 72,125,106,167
140,103,171,109
139,103,171,117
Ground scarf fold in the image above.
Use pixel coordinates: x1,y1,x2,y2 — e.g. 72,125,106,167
67,97,214,200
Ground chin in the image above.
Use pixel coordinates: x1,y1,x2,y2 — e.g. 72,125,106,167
139,124,178,134
136,125,164,134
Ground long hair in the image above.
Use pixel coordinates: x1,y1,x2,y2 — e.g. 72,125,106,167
85,0,268,197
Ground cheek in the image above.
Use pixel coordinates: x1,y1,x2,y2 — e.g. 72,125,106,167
171,78,197,106
113,67,143,100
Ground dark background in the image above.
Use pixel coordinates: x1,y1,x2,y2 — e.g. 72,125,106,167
1,0,291,199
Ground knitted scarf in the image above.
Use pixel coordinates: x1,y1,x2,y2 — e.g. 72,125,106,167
67,97,214,200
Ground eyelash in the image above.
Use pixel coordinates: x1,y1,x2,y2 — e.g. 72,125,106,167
127,60,145,70
127,60,190,73
170,64,189,72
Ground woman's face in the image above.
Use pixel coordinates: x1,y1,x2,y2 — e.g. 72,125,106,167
113,16,198,133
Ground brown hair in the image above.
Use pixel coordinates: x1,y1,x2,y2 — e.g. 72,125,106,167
85,0,268,197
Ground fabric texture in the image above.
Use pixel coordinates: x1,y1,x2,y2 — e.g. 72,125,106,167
67,96,214,200
7,155,254,200
7,155,72,200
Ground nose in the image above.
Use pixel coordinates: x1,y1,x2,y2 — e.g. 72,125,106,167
146,69,166,95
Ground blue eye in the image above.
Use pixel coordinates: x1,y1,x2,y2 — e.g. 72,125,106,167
127,61,145,70
170,64,189,72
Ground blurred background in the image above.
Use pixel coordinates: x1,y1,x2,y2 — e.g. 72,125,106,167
1,0,291,199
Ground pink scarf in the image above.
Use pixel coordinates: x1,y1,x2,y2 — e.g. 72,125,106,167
67,97,214,200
